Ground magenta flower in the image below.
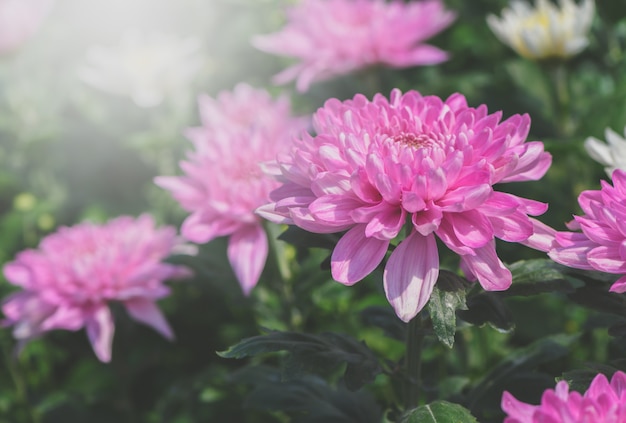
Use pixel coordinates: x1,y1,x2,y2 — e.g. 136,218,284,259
252,0,456,92
155,84,307,295
0,0,53,54
549,169,626,293
258,89,551,322
502,371,626,423
1,215,189,362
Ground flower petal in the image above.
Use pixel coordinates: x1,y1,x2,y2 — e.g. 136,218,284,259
383,232,439,322
331,225,389,285
86,306,115,363
227,224,268,295
125,298,174,340
461,242,511,291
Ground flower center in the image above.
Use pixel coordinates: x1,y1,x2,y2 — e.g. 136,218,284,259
391,132,435,148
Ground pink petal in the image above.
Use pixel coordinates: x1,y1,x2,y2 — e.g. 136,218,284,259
447,210,494,248
610,276,626,293
438,184,492,212
181,212,242,244
3,262,31,287
227,224,268,295
125,298,174,340
501,391,536,422
489,212,534,242
461,242,511,291
86,306,115,363
331,225,389,285
383,232,439,322
587,245,626,273
309,195,362,225
520,218,557,252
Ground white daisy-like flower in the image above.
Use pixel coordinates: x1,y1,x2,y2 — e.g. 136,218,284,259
78,30,203,108
584,127,626,177
487,0,594,60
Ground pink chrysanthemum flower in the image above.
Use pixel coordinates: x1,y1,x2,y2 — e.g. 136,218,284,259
502,371,626,423
0,0,53,54
252,0,456,92
155,84,307,295
549,169,626,293
1,215,190,362
258,89,552,322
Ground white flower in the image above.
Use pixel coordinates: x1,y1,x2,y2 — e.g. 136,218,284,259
487,0,594,60
584,127,626,177
78,30,203,108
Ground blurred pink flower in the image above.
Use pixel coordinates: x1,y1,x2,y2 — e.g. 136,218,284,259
1,215,190,362
155,84,307,295
549,169,626,293
502,371,626,423
259,89,551,322
252,0,456,92
0,0,53,54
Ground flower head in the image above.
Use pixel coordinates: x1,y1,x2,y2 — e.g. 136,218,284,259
487,0,595,60
78,30,202,107
252,0,456,92
155,84,307,295
584,127,626,177
502,371,626,423
549,169,626,293
0,0,53,54
259,89,551,321
1,215,190,362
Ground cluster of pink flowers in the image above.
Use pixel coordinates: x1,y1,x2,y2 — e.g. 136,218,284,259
502,371,626,422
259,89,552,322
253,0,456,92
549,169,626,293
155,83,307,295
1,215,189,362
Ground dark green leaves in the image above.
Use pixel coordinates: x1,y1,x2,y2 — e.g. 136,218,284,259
400,401,477,423
218,330,381,390
427,271,469,348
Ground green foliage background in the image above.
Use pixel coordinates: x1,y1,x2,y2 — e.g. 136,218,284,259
1,0,626,422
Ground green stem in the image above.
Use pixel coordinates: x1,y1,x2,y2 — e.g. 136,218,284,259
264,222,299,329
548,63,573,137
404,315,425,410
2,338,40,423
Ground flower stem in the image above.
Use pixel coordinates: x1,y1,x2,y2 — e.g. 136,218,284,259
548,62,573,137
404,314,425,410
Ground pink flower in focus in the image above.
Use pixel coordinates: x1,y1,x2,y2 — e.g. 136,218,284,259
259,89,551,322
155,84,307,295
549,169,626,293
252,0,456,92
502,371,626,423
1,215,190,362
0,0,53,54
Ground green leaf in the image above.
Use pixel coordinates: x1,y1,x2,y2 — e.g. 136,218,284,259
466,335,575,411
401,401,477,423
506,259,575,296
458,292,514,332
218,330,381,390
427,272,468,348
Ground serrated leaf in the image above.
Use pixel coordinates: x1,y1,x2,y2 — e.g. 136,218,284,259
427,281,467,348
401,401,477,423
218,330,381,390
